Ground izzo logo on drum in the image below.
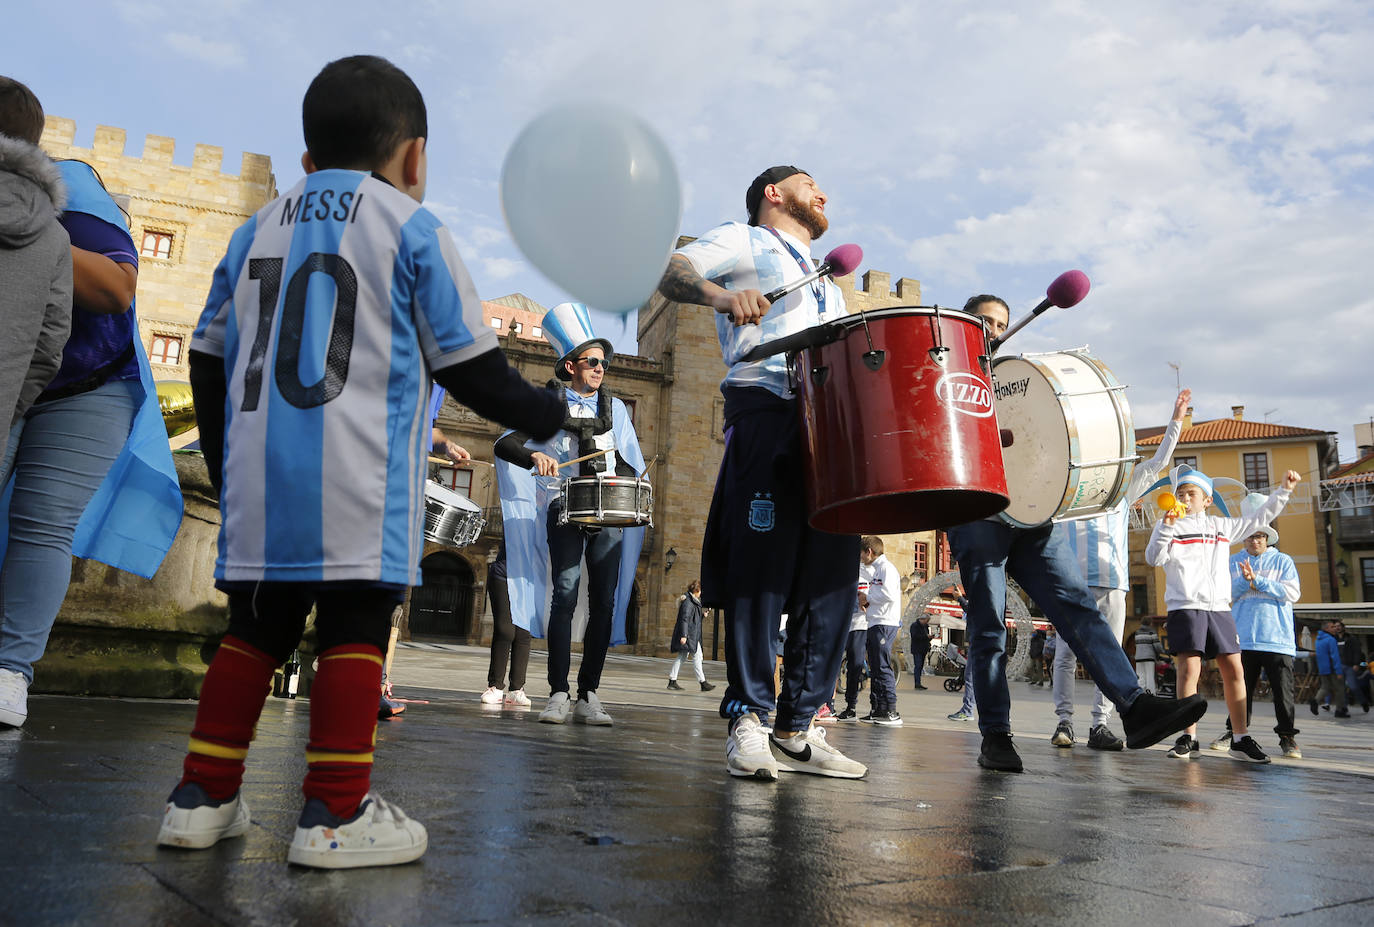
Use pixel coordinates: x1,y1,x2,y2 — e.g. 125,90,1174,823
934,372,995,418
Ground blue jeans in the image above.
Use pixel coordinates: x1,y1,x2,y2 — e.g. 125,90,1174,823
0,380,139,681
960,655,977,715
866,625,898,713
947,519,1143,735
545,505,622,697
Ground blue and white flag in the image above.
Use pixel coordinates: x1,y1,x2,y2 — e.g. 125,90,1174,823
494,397,645,644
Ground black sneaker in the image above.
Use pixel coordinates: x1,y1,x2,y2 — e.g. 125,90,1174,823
1334,709,1351,718
1087,725,1125,751
872,710,903,727
914,684,928,690
1228,735,1271,764
1166,734,1197,760
978,732,1023,772
1309,698,1319,716
836,708,857,721
1051,719,1075,747
1278,736,1301,759
700,681,716,692
666,679,683,690
858,713,877,724
1121,692,1208,749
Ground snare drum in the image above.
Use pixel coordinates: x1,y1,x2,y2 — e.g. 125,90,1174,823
795,306,1010,534
423,482,485,547
558,473,653,527
992,348,1136,527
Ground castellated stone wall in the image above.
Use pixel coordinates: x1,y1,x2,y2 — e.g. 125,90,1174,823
39,117,277,382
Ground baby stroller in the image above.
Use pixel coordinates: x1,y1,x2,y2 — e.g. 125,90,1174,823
941,647,967,692
1155,659,1176,698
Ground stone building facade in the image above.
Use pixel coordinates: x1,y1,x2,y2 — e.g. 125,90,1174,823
39,118,277,388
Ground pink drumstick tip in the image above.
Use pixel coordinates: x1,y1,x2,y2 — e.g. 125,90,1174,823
824,243,863,277
1046,269,1090,308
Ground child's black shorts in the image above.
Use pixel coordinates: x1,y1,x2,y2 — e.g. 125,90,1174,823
1166,608,1241,660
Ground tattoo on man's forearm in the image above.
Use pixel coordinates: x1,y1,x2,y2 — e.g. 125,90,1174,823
658,256,710,304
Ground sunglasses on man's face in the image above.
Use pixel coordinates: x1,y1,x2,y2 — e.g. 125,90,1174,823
577,356,610,370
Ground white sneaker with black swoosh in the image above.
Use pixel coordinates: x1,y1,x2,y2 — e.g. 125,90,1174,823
769,726,867,779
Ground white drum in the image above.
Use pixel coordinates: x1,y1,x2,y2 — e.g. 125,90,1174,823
992,347,1136,527
423,482,485,548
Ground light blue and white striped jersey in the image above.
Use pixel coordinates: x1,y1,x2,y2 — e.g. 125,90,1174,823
1063,419,1183,590
192,170,498,585
676,221,846,399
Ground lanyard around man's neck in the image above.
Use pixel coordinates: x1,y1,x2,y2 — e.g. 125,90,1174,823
762,225,824,316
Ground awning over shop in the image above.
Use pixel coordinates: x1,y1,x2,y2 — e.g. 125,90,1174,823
1295,603,1374,632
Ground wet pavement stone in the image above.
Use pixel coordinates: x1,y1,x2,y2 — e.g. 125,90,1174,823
2,644,1373,925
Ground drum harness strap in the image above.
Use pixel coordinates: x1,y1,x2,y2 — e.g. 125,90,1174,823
546,380,633,534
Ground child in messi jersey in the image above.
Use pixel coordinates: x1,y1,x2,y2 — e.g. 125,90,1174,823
1145,466,1300,765
156,55,563,868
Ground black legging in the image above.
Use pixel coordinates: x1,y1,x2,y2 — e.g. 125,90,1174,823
486,556,530,690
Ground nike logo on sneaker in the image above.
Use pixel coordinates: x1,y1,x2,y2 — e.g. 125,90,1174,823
773,739,811,762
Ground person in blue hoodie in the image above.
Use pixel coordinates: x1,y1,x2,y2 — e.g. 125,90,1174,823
1210,501,1302,758
1311,620,1347,718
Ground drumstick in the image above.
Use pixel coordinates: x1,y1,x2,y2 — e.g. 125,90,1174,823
554,448,612,471
428,454,492,466
382,605,403,687
642,455,659,478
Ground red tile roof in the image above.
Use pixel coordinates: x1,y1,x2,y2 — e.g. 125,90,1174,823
1138,418,1331,447
1326,470,1374,487
1328,450,1374,480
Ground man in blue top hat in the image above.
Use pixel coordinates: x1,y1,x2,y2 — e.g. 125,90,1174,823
495,303,645,727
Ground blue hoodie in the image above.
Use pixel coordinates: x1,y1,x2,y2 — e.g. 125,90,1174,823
1315,629,1343,676
1229,547,1299,656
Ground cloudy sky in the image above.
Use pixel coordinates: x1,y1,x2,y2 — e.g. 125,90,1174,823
7,1,1372,465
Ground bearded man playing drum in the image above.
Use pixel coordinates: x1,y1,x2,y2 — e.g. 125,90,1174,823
494,303,646,727
655,166,866,781
946,296,1208,773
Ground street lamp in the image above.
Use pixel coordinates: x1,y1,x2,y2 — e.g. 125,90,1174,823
665,547,677,573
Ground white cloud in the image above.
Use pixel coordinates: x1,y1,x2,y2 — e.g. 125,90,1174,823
163,32,245,69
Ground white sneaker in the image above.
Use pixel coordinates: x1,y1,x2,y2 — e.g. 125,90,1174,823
572,691,613,726
539,691,572,724
726,713,778,780
480,686,504,705
504,688,531,708
287,792,427,869
0,669,29,727
156,783,251,849
770,725,868,779
1208,730,1233,751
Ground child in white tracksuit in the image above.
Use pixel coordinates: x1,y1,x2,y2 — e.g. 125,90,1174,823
1145,466,1301,763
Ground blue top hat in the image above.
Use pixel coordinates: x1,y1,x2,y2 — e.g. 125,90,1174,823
542,302,614,381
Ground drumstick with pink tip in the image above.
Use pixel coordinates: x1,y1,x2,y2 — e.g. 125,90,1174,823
991,270,1091,349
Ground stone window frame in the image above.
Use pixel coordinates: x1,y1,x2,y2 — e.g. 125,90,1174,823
149,333,184,365
133,218,187,264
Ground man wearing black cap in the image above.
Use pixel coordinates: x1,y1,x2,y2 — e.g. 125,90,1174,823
655,167,865,782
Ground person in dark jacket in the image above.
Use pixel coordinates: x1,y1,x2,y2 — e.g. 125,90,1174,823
668,580,715,692
1311,621,1348,717
909,614,931,690
1334,621,1369,713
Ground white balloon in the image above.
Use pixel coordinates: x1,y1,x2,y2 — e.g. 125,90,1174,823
501,103,682,315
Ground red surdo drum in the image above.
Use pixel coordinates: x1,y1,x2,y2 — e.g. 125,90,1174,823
794,306,1010,533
